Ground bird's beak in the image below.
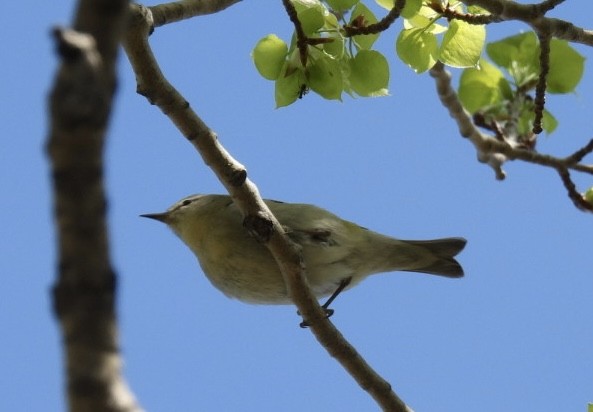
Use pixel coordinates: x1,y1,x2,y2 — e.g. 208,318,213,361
140,212,169,223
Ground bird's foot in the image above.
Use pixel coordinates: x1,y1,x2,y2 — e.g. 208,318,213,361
298,307,334,328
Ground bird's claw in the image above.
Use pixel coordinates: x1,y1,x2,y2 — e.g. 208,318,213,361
298,307,334,328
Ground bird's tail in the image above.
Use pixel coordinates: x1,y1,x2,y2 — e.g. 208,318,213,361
403,237,467,278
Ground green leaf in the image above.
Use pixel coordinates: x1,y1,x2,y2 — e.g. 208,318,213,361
291,0,324,11
396,28,438,73
252,35,288,80
403,15,446,34
486,33,584,93
486,32,539,87
417,4,440,19
307,55,343,100
323,35,345,58
487,32,535,68
350,3,379,50
401,0,423,18
541,109,558,134
297,6,326,36
375,0,392,10
516,104,557,135
547,39,585,94
323,8,340,29
439,19,485,68
585,190,593,206
326,0,359,11
517,107,533,135
458,59,512,113
376,0,422,19
275,66,304,108
349,50,389,96
403,4,446,32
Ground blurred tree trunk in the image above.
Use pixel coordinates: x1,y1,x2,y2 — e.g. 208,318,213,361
47,0,142,410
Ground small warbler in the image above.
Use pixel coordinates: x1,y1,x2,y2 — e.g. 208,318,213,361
142,194,466,306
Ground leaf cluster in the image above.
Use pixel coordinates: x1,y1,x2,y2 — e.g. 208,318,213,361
252,1,584,138
458,32,584,141
253,0,392,107
252,0,495,107
251,0,592,210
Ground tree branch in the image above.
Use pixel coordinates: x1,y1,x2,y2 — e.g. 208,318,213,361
537,0,566,14
428,2,502,25
124,3,412,410
47,0,142,410
150,0,241,28
557,167,593,212
564,139,593,165
430,61,593,210
460,0,593,46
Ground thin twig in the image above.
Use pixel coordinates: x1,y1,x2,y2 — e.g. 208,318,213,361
564,139,593,165
533,30,550,134
150,0,241,27
557,167,593,211
428,2,502,25
536,0,566,15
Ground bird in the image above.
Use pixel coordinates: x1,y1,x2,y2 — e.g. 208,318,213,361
142,194,466,312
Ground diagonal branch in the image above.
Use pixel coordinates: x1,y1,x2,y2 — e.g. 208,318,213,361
557,167,593,212
429,62,508,180
150,0,241,28
564,139,593,165
537,0,566,14
124,3,412,410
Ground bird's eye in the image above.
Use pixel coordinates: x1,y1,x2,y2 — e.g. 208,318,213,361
181,199,192,207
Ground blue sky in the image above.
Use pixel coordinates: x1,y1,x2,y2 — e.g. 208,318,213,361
2,1,592,411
